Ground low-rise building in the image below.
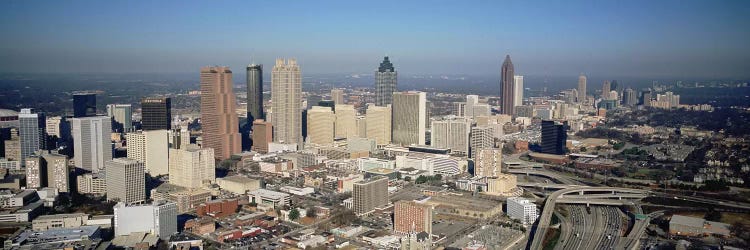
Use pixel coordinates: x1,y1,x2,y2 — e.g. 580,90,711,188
216,175,261,195
151,183,212,213
669,215,730,237
248,189,291,208
32,213,88,231
506,197,539,225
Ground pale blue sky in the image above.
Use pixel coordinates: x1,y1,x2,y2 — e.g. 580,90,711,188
1,0,748,78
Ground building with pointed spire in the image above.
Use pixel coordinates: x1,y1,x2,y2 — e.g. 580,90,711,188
577,73,587,102
500,55,515,115
271,58,303,147
375,56,397,107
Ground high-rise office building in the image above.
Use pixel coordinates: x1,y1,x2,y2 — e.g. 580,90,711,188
375,56,397,107
106,158,146,204
306,106,335,145
641,90,652,106
475,148,502,177
114,201,177,239
507,197,539,225
251,119,272,153
126,130,169,176
44,152,69,193
578,74,587,102
602,81,611,99
169,145,215,189
45,116,64,138
365,105,391,145
500,55,515,115
392,92,427,146
25,154,47,189
623,88,637,106
106,104,133,133
19,108,46,164
514,75,524,108
73,93,96,118
71,116,112,173
334,104,357,139
167,126,190,150
353,176,388,215
331,89,345,106
541,120,567,155
246,64,264,123
470,126,494,159
394,200,433,235
4,128,21,161
430,117,470,156
141,97,171,131
271,59,303,146
200,66,241,160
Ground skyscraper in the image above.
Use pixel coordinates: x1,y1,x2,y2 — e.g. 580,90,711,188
25,151,70,192
470,126,494,159
392,92,427,146
246,64,264,122
623,88,637,106
394,200,433,235
375,56,397,107
19,108,45,164
577,73,587,102
500,55,515,115
251,119,272,153
200,66,241,160
25,154,46,189
169,144,215,189
365,105,391,145
106,104,133,133
353,176,388,215
306,106,335,145
430,117,470,156
331,88,344,105
334,104,357,139
271,59,302,146
73,93,96,118
106,158,146,204
71,116,112,173
541,120,567,155
141,97,171,131
514,75,524,108
125,130,169,176
602,80,611,99
475,148,502,177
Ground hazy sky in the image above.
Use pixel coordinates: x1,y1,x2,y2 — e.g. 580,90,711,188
1,0,749,78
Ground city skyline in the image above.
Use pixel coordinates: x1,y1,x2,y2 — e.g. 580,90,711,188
1,1,748,78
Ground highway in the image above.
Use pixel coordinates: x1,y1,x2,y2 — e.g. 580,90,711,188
556,205,625,250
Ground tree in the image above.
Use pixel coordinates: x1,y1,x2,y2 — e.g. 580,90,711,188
580,147,587,152
395,172,402,180
306,207,317,218
404,176,411,182
704,208,722,221
289,208,300,221
415,175,428,184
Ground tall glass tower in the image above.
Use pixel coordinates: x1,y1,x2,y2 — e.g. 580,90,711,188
246,64,264,123
375,56,397,106
500,55,515,115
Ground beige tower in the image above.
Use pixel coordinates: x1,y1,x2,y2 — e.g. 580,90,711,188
168,145,215,189
394,200,433,235
353,176,389,215
392,92,427,146
430,117,471,156
334,104,357,139
365,105,392,145
476,148,502,177
331,88,344,105
306,106,335,145
577,74,587,102
126,130,169,176
200,66,241,160
251,119,272,153
271,59,302,146
106,158,145,204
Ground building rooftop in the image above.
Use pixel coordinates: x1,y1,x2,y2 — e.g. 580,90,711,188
248,189,290,199
670,215,706,228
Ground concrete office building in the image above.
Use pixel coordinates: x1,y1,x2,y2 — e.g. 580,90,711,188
506,197,539,225
77,173,106,195
248,189,291,208
45,116,64,138
365,105,391,145
622,88,637,106
470,126,495,159
19,108,46,165
514,75,524,108
475,148,502,178
167,126,190,150
25,155,46,189
392,92,427,146
352,176,389,215
4,128,21,161
334,104,357,139
430,117,470,156
114,201,177,239
271,59,303,146
246,64,264,122
577,73,587,102
71,116,112,173
141,97,171,131
375,56,397,107
602,80,611,99
105,158,145,205
125,130,169,176
106,104,133,133
500,55,515,115
306,106,335,145
394,200,433,235
251,119,272,153
27,151,69,192
73,93,96,118
200,66,241,160
331,88,345,105
168,145,215,189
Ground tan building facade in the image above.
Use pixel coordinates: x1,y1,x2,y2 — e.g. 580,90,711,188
200,66,241,160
